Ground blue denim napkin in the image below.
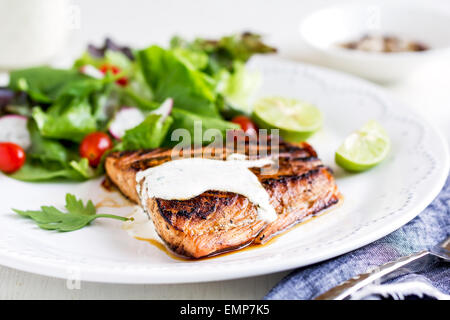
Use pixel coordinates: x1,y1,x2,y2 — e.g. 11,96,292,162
265,174,450,300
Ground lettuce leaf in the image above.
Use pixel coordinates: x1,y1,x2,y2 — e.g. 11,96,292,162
10,120,99,181
31,78,111,142
74,46,155,111
169,33,273,114
27,120,72,164
171,32,276,73
166,108,239,146
217,61,261,115
69,158,97,179
172,47,209,70
32,99,97,142
8,121,100,182
137,45,220,118
121,114,173,150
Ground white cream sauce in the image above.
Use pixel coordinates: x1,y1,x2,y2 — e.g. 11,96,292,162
135,154,277,223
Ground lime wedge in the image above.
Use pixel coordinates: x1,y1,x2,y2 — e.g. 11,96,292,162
335,120,391,172
252,97,323,142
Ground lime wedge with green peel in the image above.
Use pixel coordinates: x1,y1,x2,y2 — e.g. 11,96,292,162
335,120,391,172
252,97,323,142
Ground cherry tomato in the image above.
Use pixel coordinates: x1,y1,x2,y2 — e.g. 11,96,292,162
231,116,258,135
79,132,113,167
99,63,128,86
0,142,26,173
99,63,120,74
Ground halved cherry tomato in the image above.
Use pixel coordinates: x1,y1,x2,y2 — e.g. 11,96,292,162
99,63,128,86
0,142,26,173
231,115,258,135
79,132,113,167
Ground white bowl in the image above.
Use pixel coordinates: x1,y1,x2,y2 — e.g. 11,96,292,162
299,2,450,83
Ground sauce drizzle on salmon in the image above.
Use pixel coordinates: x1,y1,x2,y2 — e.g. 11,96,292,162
105,141,340,258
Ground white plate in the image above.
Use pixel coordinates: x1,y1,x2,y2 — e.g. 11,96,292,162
0,56,448,284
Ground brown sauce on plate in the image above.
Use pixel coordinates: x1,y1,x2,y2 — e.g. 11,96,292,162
101,176,117,192
138,195,344,261
94,194,134,209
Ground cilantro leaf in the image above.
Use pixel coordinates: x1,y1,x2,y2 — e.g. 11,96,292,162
13,194,128,232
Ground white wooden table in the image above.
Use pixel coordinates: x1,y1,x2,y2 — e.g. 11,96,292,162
0,0,448,300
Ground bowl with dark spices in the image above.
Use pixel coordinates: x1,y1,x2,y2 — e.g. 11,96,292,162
299,3,450,82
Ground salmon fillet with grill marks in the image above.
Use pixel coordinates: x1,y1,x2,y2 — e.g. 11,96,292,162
105,141,340,258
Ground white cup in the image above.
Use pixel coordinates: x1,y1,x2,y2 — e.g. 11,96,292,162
0,0,70,70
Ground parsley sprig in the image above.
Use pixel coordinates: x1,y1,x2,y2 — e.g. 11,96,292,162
13,194,128,232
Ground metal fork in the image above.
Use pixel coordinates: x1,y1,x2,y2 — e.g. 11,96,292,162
315,236,450,300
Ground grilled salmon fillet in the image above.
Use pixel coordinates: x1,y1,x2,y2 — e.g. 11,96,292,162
105,141,340,258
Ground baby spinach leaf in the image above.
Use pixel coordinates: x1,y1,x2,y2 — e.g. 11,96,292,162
9,161,84,181
9,67,89,103
27,124,69,165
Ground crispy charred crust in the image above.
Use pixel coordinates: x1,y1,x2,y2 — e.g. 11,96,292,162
261,166,323,186
278,142,317,158
105,140,341,258
107,141,317,172
156,191,245,228
108,148,169,159
129,156,171,171
154,165,333,227
291,156,319,162
156,192,235,223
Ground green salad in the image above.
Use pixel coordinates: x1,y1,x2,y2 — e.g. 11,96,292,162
0,33,277,181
